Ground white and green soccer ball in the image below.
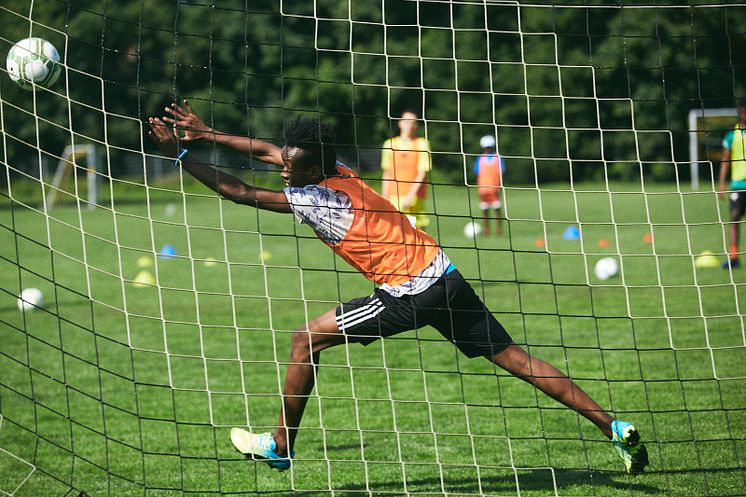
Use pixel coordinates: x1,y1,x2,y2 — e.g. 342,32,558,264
6,37,61,90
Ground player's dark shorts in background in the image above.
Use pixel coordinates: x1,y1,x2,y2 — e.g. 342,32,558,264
730,189,746,218
335,269,512,358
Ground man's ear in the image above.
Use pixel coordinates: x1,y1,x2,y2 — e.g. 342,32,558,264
309,164,322,179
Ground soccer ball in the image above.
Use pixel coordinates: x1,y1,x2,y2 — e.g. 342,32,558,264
463,221,482,238
594,257,619,280
17,288,44,312
6,37,61,90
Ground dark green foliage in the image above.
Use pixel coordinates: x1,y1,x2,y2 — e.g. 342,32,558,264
1,2,745,184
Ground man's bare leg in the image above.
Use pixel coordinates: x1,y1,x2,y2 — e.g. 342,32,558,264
272,307,345,455
489,344,613,437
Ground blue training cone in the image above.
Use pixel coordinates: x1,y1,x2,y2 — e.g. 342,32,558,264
159,244,177,259
562,225,580,241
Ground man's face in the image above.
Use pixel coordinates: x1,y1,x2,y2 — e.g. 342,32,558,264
738,106,746,125
280,146,319,187
398,112,418,137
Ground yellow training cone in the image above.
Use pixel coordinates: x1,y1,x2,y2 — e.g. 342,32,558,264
133,270,156,287
695,251,720,269
137,255,154,268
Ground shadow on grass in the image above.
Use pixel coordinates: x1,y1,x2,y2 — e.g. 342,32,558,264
330,466,745,496
326,467,663,495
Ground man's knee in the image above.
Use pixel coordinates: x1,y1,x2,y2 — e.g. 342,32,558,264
291,330,313,362
291,326,343,358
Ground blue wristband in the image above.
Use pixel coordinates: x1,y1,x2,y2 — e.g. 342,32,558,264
176,148,190,163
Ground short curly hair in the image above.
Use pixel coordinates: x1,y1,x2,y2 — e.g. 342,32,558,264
285,117,337,176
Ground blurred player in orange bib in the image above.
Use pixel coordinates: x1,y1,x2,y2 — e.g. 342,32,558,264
474,135,505,235
381,111,431,229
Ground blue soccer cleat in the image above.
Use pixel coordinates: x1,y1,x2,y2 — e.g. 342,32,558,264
611,420,649,475
230,428,294,471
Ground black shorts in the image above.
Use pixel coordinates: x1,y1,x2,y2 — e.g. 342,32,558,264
730,190,746,218
335,269,512,358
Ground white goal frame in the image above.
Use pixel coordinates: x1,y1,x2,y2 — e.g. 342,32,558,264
43,143,100,210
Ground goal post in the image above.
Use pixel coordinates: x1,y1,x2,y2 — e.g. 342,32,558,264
43,143,100,210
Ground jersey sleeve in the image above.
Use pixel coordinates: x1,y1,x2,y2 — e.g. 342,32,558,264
474,156,480,175
283,185,354,245
723,130,735,150
380,138,393,171
417,138,432,173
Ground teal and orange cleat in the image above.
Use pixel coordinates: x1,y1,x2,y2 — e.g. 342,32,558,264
230,428,293,471
611,420,649,475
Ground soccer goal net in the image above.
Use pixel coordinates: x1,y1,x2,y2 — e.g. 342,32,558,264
2,2,745,496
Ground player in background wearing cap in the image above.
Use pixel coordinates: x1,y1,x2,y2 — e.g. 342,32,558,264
474,135,505,236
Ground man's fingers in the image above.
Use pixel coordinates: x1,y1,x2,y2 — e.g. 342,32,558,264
147,119,161,136
148,117,163,134
165,104,184,121
148,117,174,141
171,102,188,117
183,99,194,113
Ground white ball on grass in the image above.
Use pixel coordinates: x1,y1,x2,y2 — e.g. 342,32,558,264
463,221,482,239
17,288,44,312
594,257,619,280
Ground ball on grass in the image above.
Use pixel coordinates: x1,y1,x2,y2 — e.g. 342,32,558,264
463,221,482,239
17,288,44,312
594,257,619,280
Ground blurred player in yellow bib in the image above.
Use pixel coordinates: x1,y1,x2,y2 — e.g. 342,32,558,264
380,111,431,229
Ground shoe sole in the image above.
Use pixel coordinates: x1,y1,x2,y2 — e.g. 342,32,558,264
230,427,262,457
230,428,291,471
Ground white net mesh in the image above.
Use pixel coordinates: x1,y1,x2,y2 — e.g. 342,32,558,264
1,1,746,496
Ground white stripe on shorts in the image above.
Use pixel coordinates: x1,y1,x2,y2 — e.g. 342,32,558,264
336,298,382,324
336,298,385,330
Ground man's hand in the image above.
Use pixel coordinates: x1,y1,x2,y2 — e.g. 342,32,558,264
148,117,179,158
163,99,214,142
400,195,415,210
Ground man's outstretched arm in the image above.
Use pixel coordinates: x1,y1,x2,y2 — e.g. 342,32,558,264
147,117,291,213
161,100,284,166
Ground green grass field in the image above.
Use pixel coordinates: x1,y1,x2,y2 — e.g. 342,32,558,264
1,176,745,497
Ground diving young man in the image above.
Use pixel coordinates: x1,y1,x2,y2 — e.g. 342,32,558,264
147,101,648,475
